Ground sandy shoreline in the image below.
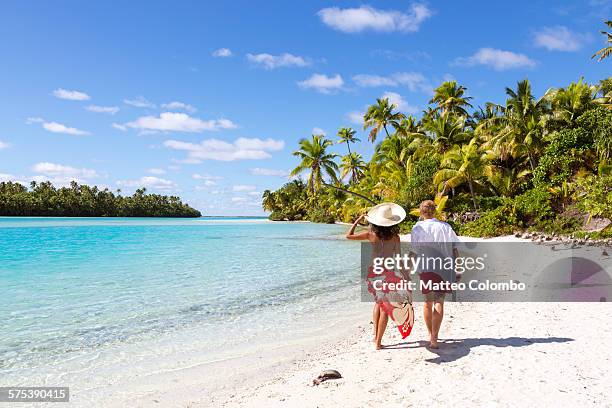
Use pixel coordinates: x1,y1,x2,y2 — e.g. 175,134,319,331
212,302,611,407
196,235,611,407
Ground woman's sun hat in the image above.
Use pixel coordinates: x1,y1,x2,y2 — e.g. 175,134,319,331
366,202,406,226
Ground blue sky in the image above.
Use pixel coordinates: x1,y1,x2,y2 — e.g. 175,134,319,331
0,1,610,215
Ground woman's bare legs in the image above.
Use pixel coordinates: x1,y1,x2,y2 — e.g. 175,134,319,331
423,300,433,337
372,303,380,340
374,309,388,350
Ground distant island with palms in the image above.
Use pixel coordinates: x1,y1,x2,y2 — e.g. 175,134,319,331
0,181,201,217
263,22,612,238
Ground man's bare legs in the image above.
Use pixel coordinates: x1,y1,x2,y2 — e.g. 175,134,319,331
430,299,444,348
424,295,445,348
374,309,388,350
372,303,380,340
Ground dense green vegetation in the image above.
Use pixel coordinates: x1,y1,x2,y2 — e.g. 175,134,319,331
0,181,201,217
263,72,612,237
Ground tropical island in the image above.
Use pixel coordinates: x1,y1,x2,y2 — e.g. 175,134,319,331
263,22,612,238
0,181,201,217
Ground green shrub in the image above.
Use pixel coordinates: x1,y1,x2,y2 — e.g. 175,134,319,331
530,215,582,234
306,207,336,223
397,156,439,209
512,188,555,225
458,207,517,237
575,175,612,219
533,127,595,186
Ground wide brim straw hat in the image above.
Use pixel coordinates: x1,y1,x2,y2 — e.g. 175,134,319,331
365,202,406,227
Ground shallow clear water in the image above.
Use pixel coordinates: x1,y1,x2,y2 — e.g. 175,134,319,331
0,217,361,400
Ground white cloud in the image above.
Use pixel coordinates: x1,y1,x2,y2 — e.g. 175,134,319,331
382,91,419,114
125,112,237,133
147,168,166,175
250,168,289,177
0,141,10,150
246,53,310,69
31,162,99,184
297,74,344,94
117,176,177,191
124,96,156,108
42,121,91,136
25,117,44,124
164,137,284,162
352,74,397,87
161,101,197,113
317,4,432,33
192,173,223,180
231,197,247,203
0,173,15,182
112,123,127,131
247,191,262,197
86,105,120,114
346,111,365,125
233,184,256,192
352,72,432,93
212,48,233,57
312,127,326,135
533,26,588,52
454,48,536,71
53,88,90,101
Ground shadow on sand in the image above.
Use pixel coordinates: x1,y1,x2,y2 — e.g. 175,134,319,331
382,336,574,364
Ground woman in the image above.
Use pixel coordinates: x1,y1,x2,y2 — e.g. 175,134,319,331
346,203,413,350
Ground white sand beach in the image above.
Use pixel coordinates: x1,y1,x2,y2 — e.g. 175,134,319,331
199,235,612,408
212,302,611,407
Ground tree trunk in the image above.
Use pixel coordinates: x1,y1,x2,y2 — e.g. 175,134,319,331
383,125,390,138
468,179,477,210
346,141,352,155
528,151,536,171
322,182,377,205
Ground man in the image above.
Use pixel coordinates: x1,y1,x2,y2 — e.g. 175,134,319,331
410,200,459,349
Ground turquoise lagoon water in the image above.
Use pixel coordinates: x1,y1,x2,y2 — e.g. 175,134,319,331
0,217,362,400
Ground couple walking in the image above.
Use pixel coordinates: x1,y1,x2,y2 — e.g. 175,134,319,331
346,200,459,350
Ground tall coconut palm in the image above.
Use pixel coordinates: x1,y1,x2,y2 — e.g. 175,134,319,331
337,127,360,155
429,80,473,117
340,152,367,184
592,20,612,62
433,138,489,209
363,98,406,143
486,79,547,170
290,135,339,194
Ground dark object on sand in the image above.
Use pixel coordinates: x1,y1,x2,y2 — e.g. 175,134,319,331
313,369,342,385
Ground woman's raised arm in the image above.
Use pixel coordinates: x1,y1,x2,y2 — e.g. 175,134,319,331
346,214,370,240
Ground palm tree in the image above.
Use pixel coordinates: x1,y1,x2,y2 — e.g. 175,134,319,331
393,116,421,137
421,114,469,153
592,20,612,62
543,78,596,127
485,79,547,170
290,135,339,194
363,98,406,143
429,81,473,117
433,138,489,210
262,190,276,212
340,152,367,184
337,127,360,155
